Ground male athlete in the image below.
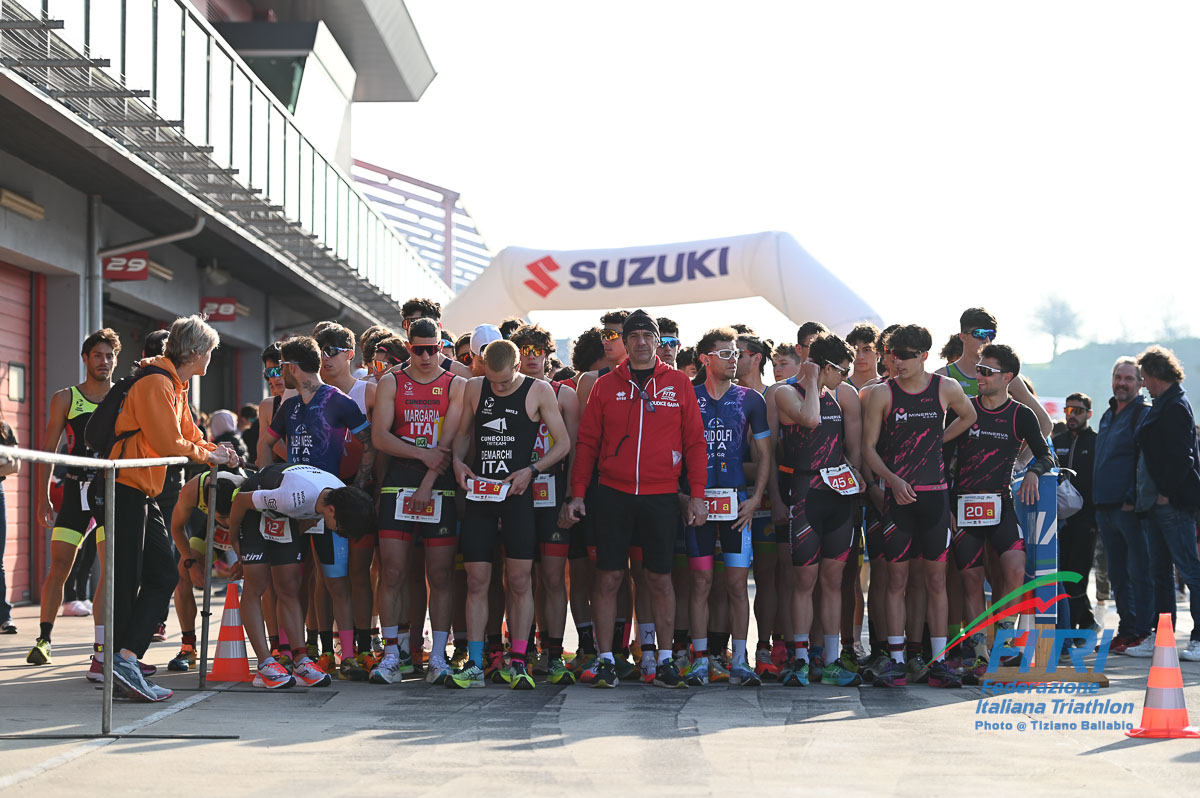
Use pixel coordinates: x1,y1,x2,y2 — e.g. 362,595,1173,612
862,324,976,688
401,298,473,379
449,340,570,689
27,329,119,671
371,318,466,684
683,328,770,686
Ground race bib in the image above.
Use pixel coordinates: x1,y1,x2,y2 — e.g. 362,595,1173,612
259,513,292,544
213,524,233,552
704,488,738,521
533,474,556,508
820,464,862,495
753,494,772,520
80,481,91,512
957,493,1002,527
467,478,510,503
395,490,443,524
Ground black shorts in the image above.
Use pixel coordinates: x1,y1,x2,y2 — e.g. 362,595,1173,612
535,472,569,559
378,488,459,548
461,490,537,562
951,495,1024,570
51,476,97,547
789,479,855,566
885,490,951,563
239,510,305,567
864,504,895,561
593,484,678,575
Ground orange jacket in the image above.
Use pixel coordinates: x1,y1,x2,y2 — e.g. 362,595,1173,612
114,356,215,497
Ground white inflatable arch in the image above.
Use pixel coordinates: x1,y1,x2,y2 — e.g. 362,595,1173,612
441,231,881,335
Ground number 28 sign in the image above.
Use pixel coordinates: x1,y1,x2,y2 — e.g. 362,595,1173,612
201,297,238,322
101,250,149,281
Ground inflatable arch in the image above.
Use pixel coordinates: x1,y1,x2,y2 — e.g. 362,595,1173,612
441,231,882,336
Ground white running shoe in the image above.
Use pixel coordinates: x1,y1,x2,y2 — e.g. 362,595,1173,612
1181,640,1200,662
369,652,403,684
1124,638,1157,658
293,658,332,687
253,660,296,689
425,662,452,685
62,600,90,617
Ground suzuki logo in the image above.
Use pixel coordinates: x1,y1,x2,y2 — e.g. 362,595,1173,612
524,256,561,299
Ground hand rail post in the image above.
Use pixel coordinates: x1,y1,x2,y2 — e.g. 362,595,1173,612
198,464,218,689
101,466,116,734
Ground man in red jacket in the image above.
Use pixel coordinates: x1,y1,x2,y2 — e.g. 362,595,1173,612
567,310,708,688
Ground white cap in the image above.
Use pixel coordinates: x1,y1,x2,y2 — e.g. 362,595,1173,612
470,324,503,356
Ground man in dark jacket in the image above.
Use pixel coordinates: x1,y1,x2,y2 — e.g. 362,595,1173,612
1054,392,1099,634
1093,357,1152,652
1129,346,1200,661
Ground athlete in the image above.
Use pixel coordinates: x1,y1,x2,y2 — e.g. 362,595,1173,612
574,310,630,407
448,340,570,689
27,329,118,670
567,310,709,689
681,328,770,687
256,342,289,465
776,334,865,687
862,324,976,688
401,298,473,379
656,317,681,368
166,470,244,672
945,344,1052,681
512,324,581,685
846,324,881,391
371,318,466,685
226,463,377,688
261,336,375,676
771,341,802,384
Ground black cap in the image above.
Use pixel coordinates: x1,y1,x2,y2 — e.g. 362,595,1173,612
622,309,660,338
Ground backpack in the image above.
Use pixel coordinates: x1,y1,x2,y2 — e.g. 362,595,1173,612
84,365,172,458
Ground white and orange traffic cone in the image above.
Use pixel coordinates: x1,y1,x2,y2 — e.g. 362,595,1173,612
208,581,252,683
1127,613,1200,739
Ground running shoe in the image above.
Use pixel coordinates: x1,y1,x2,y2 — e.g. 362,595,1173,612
338,653,370,681
821,660,863,687
709,655,730,684
0,620,16,634
26,638,51,665
276,651,294,674
1181,641,1200,662
1124,637,1156,658
450,645,470,669
770,639,789,668
859,652,890,685
394,649,415,675
316,651,338,673
927,659,963,688
780,660,809,687
672,648,691,675
754,648,780,680
425,662,452,685
81,600,94,613
613,653,638,681
168,646,196,672
86,656,104,682
853,641,868,659
369,652,404,684
639,660,657,685
906,654,929,684
684,656,710,686
485,648,507,683
139,660,157,677
62,600,90,617
371,635,384,653
253,660,296,689
808,650,825,675
872,659,908,688
730,657,762,687
577,656,601,685
531,650,550,677
652,658,686,689
112,654,162,702
143,679,174,701
152,623,167,643
836,649,861,674
505,659,536,690
591,659,619,688
307,642,320,661
961,656,988,686
293,658,332,687
548,657,577,685
446,662,486,689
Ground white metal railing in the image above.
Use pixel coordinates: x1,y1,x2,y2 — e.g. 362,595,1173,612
0,446,217,737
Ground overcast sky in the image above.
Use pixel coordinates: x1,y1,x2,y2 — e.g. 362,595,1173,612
354,1,1200,362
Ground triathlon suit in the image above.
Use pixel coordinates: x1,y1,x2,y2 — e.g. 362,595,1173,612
533,381,570,559
878,374,950,563
686,383,769,570
946,397,1048,569
780,385,855,566
185,471,239,555
946,362,978,397
377,367,458,547
460,376,540,563
237,464,343,568
53,386,101,546
582,366,611,561
742,388,776,554
339,379,377,550
267,384,369,577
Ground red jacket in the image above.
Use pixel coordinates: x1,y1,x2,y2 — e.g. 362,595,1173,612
571,357,708,497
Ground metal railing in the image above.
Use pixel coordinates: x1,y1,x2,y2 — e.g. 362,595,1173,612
0,446,232,740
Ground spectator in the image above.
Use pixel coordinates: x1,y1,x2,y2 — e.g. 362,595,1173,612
676,347,698,380
0,403,19,634
1092,356,1152,653
101,315,238,702
209,409,249,463
1129,346,1200,661
239,404,259,456
1053,393,1098,634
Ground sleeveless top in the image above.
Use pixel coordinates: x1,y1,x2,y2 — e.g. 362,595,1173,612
532,381,565,475
64,385,99,479
880,374,947,490
780,385,845,489
388,367,456,489
473,376,539,479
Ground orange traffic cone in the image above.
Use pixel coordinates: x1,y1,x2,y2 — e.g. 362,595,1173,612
1127,613,1200,739
208,581,253,682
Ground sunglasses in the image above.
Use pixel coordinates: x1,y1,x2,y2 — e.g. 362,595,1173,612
321,345,353,359
975,363,1003,376
600,329,621,341
638,388,657,413
520,345,547,358
1064,406,1089,416
891,349,921,361
278,361,298,367
263,366,282,379
457,352,473,365
441,340,454,349
371,359,392,374
410,345,440,357
659,337,680,349
704,348,738,361
824,361,849,375
967,328,997,342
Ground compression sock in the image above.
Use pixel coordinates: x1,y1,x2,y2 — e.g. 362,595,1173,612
382,625,400,657
931,636,948,662
576,622,596,655
39,622,52,643
922,622,932,659
673,629,691,654
306,629,319,649
546,636,564,661
906,639,922,658
338,629,355,659
732,639,747,665
268,635,280,652
320,630,334,655
432,630,450,664
279,629,289,648
468,640,486,669
511,639,529,664
354,627,370,654
889,636,906,664
397,624,411,655
639,623,656,651
793,635,810,663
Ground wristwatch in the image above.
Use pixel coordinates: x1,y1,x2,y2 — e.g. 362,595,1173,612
183,558,198,569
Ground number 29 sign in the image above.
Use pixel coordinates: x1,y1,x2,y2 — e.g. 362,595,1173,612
101,250,149,281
